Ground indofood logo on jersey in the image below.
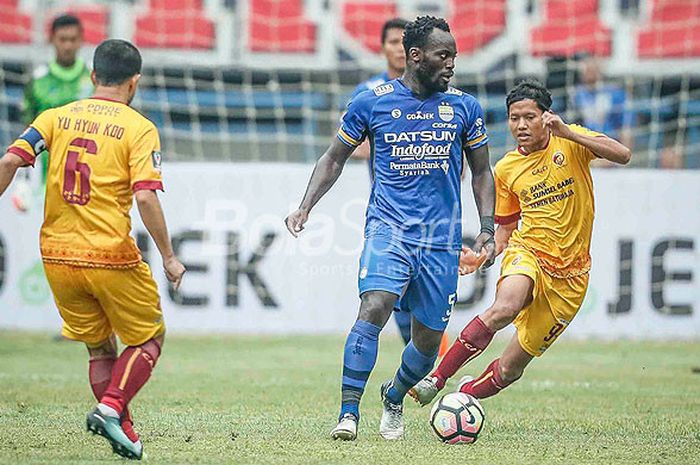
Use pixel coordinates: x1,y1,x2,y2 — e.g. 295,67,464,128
384,130,456,159
438,102,454,122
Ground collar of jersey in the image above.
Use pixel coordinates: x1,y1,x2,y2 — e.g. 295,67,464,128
49,58,86,82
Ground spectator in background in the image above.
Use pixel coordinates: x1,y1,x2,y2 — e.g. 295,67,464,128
571,56,634,167
13,14,92,211
349,18,408,164
659,131,685,169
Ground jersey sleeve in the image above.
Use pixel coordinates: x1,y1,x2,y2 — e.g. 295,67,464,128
337,91,372,147
568,124,605,161
7,109,53,167
129,123,164,192
494,166,521,225
463,96,488,150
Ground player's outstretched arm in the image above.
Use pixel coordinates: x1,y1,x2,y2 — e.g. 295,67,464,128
135,190,186,290
465,144,497,268
0,152,27,197
459,221,516,275
285,137,355,237
543,112,632,165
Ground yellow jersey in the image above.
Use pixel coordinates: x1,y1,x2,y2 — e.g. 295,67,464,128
8,97,163,268
494,125,603,278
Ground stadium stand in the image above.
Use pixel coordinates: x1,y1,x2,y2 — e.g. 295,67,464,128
0,0,697,167
135,0,216,49
342,2,398,53
637,0,700,57
0,0,32,44
249,0,316,53
530,0,612,56
449,0,506,54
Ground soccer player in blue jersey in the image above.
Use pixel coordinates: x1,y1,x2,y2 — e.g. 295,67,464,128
285,16,496,441
350,17,419,348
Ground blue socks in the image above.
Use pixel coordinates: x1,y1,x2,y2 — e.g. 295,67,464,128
393,310,412,345
339,320,382,420
386,341,438,404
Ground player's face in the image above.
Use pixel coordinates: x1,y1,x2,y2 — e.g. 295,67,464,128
508,99,548,149
51,25,82,67
382,28,405,74
415,29,456,93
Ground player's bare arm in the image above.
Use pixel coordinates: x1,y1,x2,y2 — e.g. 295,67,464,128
0,152,27,196
465,144,497,268
542,111,632,164
459,220,516,275
350,139,370,160
285,137,355,237
135,190,186,290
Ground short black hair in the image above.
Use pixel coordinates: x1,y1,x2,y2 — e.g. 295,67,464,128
51,14,82,34
381,18,408,44
93,39,142,86
402,15,450,52
506,79,552,113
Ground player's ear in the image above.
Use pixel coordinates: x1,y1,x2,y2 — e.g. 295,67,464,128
407,46,422,63
90,70,97,86
130,74,142,90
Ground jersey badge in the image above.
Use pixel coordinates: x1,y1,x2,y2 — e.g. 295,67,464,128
373,83,394,96
151,150,162,173
438,102,454,122
552,151,567,167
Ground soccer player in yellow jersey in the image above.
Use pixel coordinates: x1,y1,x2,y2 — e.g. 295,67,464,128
0,39,185,460
409,79,631,404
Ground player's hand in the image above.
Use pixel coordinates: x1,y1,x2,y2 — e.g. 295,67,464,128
459,246,487,275
472,232,496,270
163,256,186,291
284,208,309,238
542,111,573,139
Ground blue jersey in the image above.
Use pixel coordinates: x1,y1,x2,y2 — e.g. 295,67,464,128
338,79,488,250
350,71,391,100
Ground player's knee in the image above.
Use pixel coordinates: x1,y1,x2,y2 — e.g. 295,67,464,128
483,302,521,329
86,338,118,360
358,291,395,327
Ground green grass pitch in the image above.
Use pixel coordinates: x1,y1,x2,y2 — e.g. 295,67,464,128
1,331,698,464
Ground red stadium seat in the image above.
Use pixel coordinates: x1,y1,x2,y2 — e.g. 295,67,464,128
0,0,32,44
449,0,506,54
249,0,316,53
530,0,611,56
341,2,398,53
135,0,215,49
637,0,700,57
45,6,109,45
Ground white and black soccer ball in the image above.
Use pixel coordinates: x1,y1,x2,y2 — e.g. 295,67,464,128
429,392,485,444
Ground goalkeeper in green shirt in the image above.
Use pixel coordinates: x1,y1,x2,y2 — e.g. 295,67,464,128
13,13,93,211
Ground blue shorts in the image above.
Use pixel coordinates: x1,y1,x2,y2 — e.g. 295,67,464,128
358,236,460,331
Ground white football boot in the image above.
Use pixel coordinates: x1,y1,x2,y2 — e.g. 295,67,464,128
379,380,404,440
330,413,358,441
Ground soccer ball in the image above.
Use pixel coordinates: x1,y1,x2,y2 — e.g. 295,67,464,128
429,392,485,444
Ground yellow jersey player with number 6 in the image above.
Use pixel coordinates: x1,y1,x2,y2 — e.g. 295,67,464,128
0,39,185,460
409,79,632,407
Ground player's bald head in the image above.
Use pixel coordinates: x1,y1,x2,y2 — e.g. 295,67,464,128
506,80,552,114
93,39,142,86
